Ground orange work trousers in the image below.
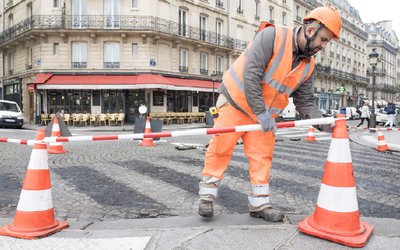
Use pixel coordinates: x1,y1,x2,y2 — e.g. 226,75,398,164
202,103,275,185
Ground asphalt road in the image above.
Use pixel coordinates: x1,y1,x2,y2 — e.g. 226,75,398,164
0,123,399,222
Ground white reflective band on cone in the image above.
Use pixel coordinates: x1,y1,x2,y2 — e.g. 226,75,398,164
17,189,53,212
317,183,358,212
248,195,270,207
199,186,218,197
251,184,270,195
327,138,352,163
27,150,49,170
53,123,60,131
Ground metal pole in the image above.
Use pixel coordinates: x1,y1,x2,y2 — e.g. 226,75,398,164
212,80,215,106
370,65,376,131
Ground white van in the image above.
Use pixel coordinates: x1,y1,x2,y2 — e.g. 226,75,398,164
340,107,359,120
0,100,24,128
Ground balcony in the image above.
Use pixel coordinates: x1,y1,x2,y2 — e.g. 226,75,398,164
0,15,248,51
104,62,120,68
315,64,369,84
200,69,208,75
179,66,188,73
72,62,88,69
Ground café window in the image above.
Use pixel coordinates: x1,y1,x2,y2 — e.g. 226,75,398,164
153,90,164,106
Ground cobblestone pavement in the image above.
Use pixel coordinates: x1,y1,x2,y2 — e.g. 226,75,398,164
0,127,399,222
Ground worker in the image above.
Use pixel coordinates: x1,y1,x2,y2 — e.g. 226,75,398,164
198,6,341,222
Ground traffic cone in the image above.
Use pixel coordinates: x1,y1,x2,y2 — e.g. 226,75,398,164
139,116,155,146
375,129,389,152
35,128,46,141
298,114,373,248
48,116,67,154
305,126,316,142
0,143,68,239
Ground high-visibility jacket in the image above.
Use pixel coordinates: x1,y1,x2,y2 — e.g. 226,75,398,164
222,22,315,120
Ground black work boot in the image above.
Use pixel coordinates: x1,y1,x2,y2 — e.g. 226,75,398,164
250,206,284,222
198,199,214,218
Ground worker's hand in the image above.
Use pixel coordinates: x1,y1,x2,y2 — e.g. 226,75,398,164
316,124,334,133
257,111,276,135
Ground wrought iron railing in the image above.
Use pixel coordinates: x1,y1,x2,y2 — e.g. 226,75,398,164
0,15,248,51
200,69,208,75
104,62,120,68
315,64,369,84
72,62,88,68
179,66,189,73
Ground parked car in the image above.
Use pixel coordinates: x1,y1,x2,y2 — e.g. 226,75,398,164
0,100,24,129
375,108,388,125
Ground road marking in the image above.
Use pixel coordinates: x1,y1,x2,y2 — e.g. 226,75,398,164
0,236,151,250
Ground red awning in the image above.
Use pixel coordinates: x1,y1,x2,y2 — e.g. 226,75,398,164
33,73,53,84
35,73,220,91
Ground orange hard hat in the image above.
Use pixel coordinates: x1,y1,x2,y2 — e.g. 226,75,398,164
304,6,342,39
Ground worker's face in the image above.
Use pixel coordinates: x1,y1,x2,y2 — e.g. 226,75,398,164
305,26,334,56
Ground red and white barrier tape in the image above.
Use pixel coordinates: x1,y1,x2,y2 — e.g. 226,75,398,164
1,116,337,145
348,126,400,131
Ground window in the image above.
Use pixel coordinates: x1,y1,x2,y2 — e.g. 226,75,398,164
216,20,223,45
8,52,14,74
27,47,33,69
132,0,138,8
179,48,188,72
53,43,59,55
72,0,88,28
255,1,260,20
269,6,274,22
72,42,88,68
200,52,208,75
216,56,223,75
282,12,286,26
153,91,164,106
132,43,138,55
104,42,120,68
237,0,243,13
104,0,120,28
179,9,187,36
53,0,60,8
200,16,207,41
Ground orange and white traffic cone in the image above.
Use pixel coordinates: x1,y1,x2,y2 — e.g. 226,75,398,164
140,116,155,146
376,129,389,152
0,143,68,239
298,114,373,248
48,116,67,154
305,126,316,142
35,128,46,141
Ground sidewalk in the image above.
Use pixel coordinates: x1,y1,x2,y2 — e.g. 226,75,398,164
0,214,399,249
348,126,400,152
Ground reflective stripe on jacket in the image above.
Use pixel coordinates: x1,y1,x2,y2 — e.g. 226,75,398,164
222,22,315,120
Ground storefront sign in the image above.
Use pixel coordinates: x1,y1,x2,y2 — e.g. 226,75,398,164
3,77,21,86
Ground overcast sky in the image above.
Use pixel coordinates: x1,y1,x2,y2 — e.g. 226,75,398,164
347,0,400,38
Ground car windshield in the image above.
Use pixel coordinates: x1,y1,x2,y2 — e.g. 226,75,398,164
0,102,20,112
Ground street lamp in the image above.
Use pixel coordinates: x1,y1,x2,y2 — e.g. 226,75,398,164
369,48,379,131
211,72,217,106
